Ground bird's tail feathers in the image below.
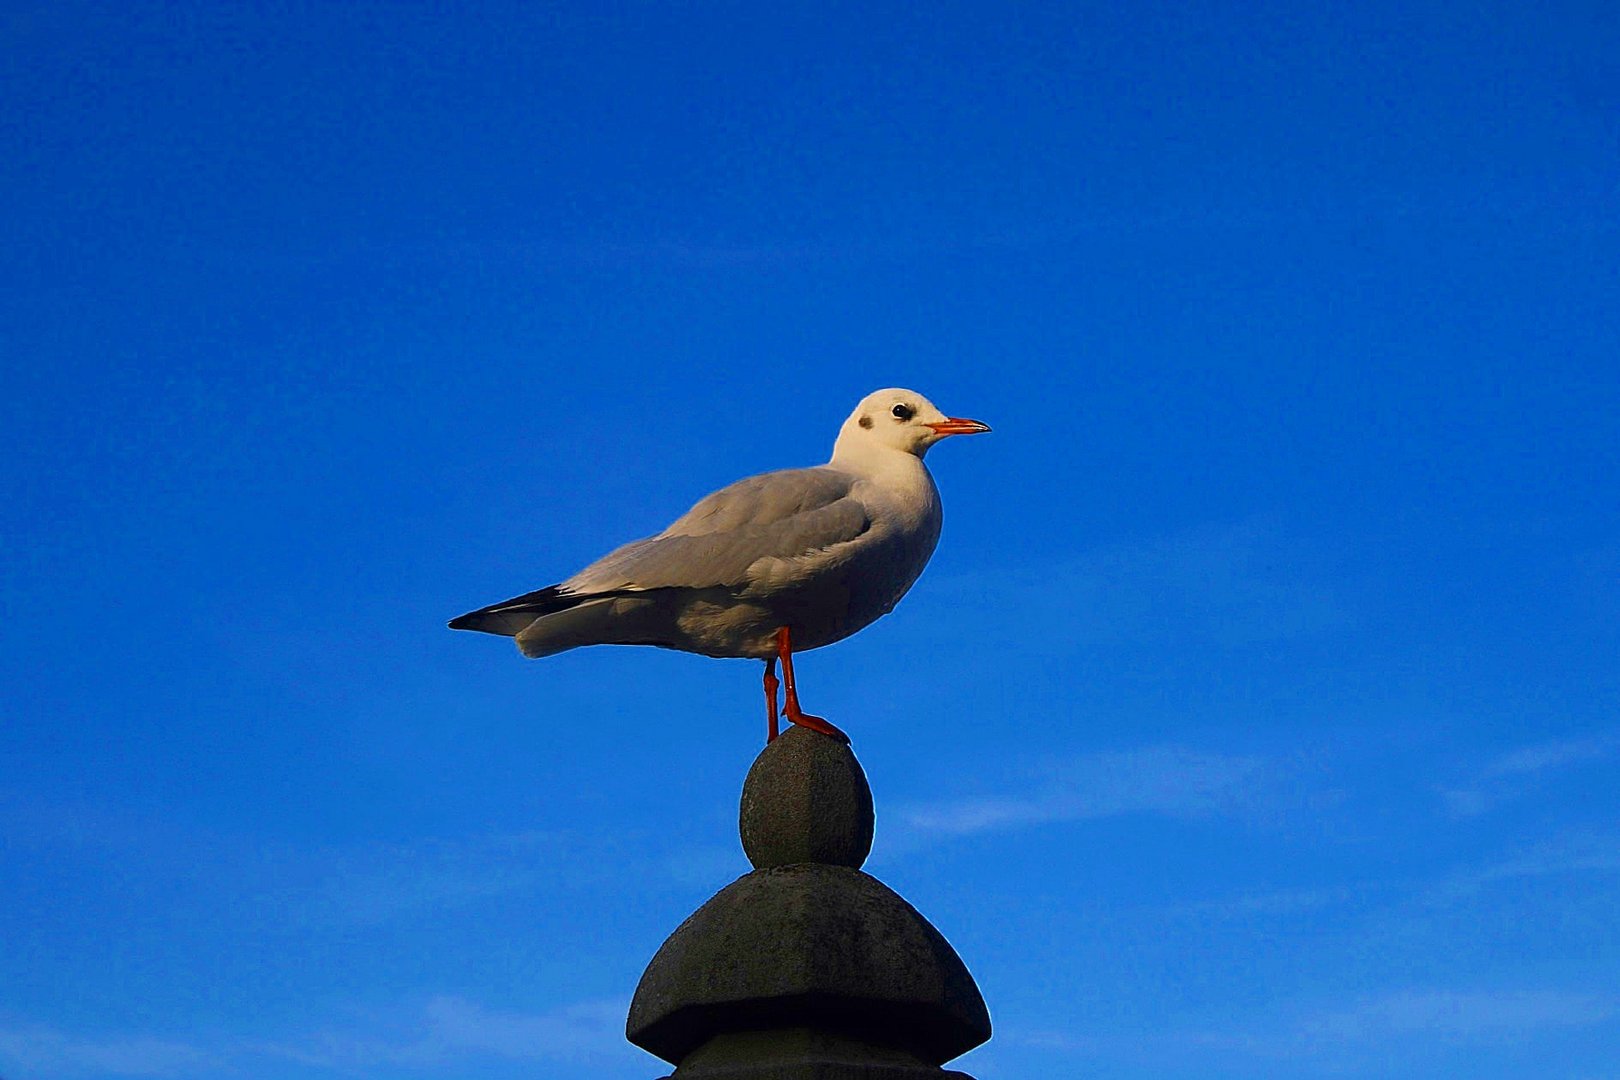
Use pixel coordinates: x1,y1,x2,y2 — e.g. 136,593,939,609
447,584,580,637
514,594,666,657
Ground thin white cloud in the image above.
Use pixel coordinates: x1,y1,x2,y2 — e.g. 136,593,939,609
999,1027,1107,1052
0,1024,219,1078
1441,732,1619,817
658,842,748,888
1291,989,1615,1044
259,995,632,1071
1181,987,1618,1071
915,519,1347,651
1002,986,1617,1073
898,745,1265,837
1173,883,1365,919
1439,787,1495,817
1429,831,1620,904
1479,735,1619,780
0,995,643,1080
0,795,722,936
230,830,577,932
424,996,626,1060
258,828,745,928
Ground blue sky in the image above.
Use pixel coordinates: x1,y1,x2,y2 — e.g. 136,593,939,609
2,2,1617,1077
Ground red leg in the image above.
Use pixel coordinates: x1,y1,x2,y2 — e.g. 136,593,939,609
775,626,849,743
763,658,780,744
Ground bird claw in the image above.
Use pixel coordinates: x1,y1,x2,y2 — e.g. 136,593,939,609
788,712,850,744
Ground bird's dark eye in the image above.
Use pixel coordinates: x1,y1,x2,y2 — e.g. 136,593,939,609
891,403,914,421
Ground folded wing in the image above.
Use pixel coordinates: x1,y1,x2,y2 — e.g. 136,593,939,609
567,467,870,595
448,467,871,642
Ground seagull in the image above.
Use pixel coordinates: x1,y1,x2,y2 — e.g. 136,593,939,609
449,389,990,743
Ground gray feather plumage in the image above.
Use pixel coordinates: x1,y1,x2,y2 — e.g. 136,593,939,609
450,387,982,663
563,468,870,595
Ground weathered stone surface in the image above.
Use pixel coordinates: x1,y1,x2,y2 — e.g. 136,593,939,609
627,864,990,1067
627,725,990,1078
656,1028,978,1079
739,727,874,870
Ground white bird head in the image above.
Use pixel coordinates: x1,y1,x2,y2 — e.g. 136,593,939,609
832,388,991,463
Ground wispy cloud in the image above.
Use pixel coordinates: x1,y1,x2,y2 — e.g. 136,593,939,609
1173,883,1366,919
0,1024,219,1078
897,745,1265,837
918,520,1347,651
1479,737,1619,780
1174,987,1620,1076
0,786,723,935
1287,989,1615,1044
1004,987,1618,1073
243,831,575,929
657,842,747,889
1440,732,1619,817
1426,830,1620,905
259,995,633,1072
0,996,641,1080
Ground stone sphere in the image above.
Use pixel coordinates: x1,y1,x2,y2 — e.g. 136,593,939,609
739,726,874,869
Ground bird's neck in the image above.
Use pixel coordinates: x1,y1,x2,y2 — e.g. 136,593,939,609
829,440,934,491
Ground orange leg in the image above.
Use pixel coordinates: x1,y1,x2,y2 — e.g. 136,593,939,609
775,626,849,743
763,658,780,744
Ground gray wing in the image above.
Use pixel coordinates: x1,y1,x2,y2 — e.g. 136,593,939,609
563,467,870,594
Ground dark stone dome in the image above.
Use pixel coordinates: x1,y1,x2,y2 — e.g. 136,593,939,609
627,864,990,1066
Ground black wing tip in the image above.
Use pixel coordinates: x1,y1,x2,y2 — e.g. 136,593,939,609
447,583,572,633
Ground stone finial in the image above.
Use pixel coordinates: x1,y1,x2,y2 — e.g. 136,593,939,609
740,726,875,869
627,728,991,1079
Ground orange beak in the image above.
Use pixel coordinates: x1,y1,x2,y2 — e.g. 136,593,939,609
925,417,992,437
